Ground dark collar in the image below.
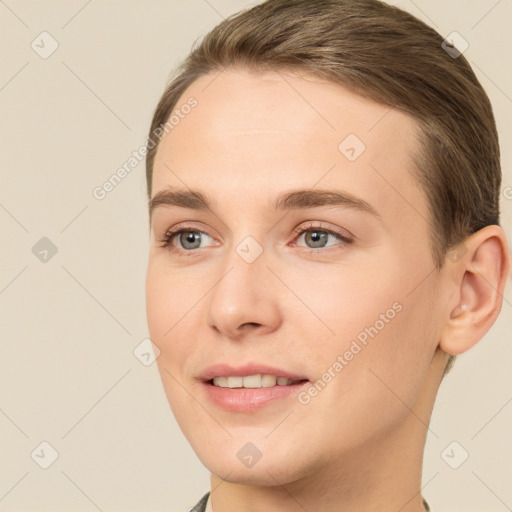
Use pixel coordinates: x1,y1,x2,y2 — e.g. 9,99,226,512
190,492,431,511
190,491,209,512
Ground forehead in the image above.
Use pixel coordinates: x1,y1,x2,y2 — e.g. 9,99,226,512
152,68,426,226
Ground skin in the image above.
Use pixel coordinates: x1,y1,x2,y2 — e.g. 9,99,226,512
145,68,510,512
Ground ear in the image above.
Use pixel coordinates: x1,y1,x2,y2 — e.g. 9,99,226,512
439,225,511,356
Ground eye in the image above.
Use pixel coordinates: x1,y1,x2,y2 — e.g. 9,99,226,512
292,222,353,250
158,224,216,255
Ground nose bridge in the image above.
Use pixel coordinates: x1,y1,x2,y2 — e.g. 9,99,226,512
206,232,281,337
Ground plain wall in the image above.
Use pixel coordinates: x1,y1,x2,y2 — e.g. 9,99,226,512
1,1,511,511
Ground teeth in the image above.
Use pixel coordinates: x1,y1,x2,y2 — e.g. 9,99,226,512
261,375,277,387
227,376,243,388
212,374,297,388
243,375,261,388
212,376,228,387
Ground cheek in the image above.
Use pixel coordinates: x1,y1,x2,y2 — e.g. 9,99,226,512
300,262,434,411
146,263,208,434
145,262,194,368
300,264,401,355
312,285,437,444
146,259,194,332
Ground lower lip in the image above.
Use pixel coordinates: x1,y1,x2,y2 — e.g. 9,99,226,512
201,380,310,412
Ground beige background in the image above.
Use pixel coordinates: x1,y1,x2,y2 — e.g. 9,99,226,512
1,1,511,511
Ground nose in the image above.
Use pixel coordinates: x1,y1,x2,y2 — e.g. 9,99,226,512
205,243,283,340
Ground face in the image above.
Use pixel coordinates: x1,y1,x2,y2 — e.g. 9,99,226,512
145,69,445,485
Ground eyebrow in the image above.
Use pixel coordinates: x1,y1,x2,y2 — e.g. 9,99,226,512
274,189,379,216
149,187,379,219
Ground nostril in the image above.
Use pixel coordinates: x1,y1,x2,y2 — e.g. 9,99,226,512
241,322,262,329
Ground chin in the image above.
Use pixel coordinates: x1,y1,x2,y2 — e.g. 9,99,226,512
188,431,315,486
202,453,303,486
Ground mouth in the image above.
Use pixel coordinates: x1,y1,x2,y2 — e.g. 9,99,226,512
199,364,310,412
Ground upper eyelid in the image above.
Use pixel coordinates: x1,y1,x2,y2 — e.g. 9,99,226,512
294,221,354,239
162,222,346,237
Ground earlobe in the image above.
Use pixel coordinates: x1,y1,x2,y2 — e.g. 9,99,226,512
439,225,511,356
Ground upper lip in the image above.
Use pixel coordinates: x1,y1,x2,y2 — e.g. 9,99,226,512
198,363,309,382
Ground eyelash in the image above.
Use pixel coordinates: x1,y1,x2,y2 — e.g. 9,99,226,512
158,221,353,257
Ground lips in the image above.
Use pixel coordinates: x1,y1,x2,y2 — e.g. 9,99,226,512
198,363,310,412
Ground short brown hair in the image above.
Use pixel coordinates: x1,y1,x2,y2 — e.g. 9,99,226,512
145,0,502,371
